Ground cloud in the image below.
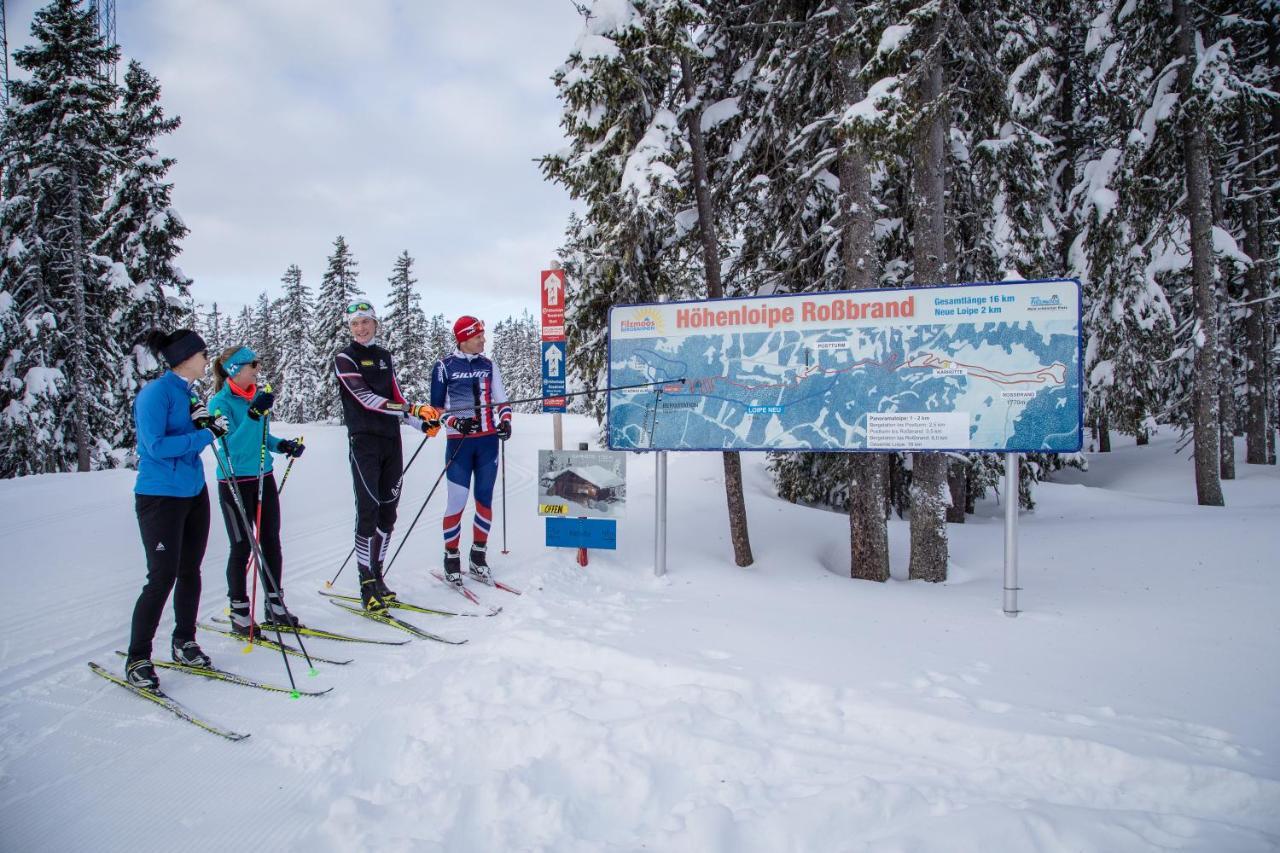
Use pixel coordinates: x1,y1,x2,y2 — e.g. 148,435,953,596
6,0,586,317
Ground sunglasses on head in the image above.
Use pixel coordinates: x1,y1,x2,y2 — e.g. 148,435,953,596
346,302,374,314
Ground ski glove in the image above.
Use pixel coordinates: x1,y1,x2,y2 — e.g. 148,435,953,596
190,402,229,438
197,412,230,439
408,403,440,421
450,417,480,436
247,389,275,420
421,419,441,438
496,421,512,441
277,438,305,458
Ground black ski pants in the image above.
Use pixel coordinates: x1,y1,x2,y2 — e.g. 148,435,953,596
127,487,211,660
349,433,403,539
218,473,283,603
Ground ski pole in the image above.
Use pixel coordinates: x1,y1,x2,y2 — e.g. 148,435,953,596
246,414,269,642
210,434,315,694
435,377,686,417
500,438,509,555
382,436,468,581
324,431,431,588
277,434,304,496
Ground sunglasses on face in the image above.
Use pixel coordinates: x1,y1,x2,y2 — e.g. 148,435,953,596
346,302,373,314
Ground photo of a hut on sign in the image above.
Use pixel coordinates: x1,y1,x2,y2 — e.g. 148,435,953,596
538,450,627,518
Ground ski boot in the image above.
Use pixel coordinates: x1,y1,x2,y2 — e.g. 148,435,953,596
358,565,388,613
468,543,493,584
262,591,304,628
171,640,212,669
229,598,253,637
125,657,159,691
443,548,464,588
371,561,397,604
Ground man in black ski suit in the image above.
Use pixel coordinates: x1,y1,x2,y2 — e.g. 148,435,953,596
334,301,441,611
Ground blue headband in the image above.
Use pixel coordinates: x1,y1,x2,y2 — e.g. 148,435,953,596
221,346,257,376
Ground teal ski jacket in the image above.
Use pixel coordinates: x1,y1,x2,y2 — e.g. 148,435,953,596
208,381,284,481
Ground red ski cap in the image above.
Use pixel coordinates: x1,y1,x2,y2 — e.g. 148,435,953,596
454,316,484,343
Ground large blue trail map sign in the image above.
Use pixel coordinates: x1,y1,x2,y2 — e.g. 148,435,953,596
607,279,1082,453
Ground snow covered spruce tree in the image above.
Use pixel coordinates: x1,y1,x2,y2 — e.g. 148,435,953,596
1082,0,1270,505
1214,8,1279,468
0,0,125,474
201,302,227,355
252,292,279,380
311,235,362,420
274,264,317,423
95,58,192,452
672,6,759,566
712,1,900,578
381,250,433,401
543,1,759,563
542,0,699,424
490,311,540,412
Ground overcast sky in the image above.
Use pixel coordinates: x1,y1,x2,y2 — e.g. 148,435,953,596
6,0,585,325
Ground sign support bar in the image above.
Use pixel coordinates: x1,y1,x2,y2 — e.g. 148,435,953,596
1003,452,1020,617
654,451,668,577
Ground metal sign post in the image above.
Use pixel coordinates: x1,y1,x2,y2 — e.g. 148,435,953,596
541,262,567,451
654,450,668,577
1003,452,1020,617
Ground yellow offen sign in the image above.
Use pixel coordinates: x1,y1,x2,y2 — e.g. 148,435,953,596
540,503,568,516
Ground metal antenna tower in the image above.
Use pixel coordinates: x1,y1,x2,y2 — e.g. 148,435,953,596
87,0,117,83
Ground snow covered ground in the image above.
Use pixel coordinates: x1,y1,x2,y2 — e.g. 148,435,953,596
1,415,1277,852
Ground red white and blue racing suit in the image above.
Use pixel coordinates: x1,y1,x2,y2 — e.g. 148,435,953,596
430,350,511,551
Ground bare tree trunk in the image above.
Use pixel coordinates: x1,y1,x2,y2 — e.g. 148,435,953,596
1220,345,1236,479
680,54,753,567
1240,113,1272,465
945,464,967,523
1097,413,1111,452
908,16,949,583
68,161,92,473
1209,145,1236,481
833,7,890,582
1173,0,1224,506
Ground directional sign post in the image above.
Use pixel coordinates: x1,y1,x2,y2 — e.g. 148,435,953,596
541,268,567,415
542,341,566,405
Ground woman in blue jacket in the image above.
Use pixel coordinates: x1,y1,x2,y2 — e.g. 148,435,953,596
125,329,228,691
209,345,304,632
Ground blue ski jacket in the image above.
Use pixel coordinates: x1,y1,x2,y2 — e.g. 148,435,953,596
208,381,283,481
133,371,215,497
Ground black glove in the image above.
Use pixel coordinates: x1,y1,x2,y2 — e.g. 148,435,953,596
496,420,512,441
248,389,275,420
190,402,229,438
197,412,229,438
277,438,305,458
451,417,479,436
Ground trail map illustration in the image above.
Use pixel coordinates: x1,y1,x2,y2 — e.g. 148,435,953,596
607,280,1082,452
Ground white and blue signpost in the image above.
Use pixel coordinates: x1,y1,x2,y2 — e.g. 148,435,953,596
541,341,566,412
606,278,1084,613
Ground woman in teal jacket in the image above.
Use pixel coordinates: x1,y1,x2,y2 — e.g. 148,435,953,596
209,345,304,632
126,328,228,691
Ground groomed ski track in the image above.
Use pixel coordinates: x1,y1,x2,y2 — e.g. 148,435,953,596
1,419,1278,852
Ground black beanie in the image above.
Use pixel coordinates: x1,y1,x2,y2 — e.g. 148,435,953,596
145,328,207,368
